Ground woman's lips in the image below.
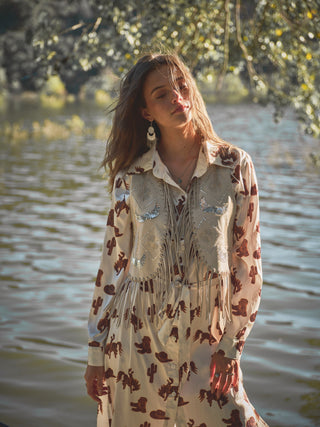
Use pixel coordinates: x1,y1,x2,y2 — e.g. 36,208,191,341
172,104,189,114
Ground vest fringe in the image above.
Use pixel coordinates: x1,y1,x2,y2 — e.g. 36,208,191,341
105,180,233,333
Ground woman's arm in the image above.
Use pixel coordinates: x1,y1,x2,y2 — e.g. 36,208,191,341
210,152,262,396
87,173,132,366
216,152,262,359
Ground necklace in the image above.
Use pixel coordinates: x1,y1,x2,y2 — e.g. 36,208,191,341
158,137,201,189
168,156,197,186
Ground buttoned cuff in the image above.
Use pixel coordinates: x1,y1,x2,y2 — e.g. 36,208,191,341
216,336,243,360
88,345,105,366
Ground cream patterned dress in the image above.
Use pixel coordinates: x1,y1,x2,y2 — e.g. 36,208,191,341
87,142,268,427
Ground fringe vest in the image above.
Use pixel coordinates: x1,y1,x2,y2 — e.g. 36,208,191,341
121,145,240,330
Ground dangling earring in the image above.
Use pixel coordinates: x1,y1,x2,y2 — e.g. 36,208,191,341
147,121,156,147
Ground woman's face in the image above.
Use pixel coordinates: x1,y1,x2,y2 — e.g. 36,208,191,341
141,65,192,132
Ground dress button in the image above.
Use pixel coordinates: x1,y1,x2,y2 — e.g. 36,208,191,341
169,362,177,370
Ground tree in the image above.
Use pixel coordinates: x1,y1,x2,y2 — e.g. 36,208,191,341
1,0,319,136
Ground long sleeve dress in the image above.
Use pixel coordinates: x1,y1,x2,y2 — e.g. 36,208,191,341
87,141,268,427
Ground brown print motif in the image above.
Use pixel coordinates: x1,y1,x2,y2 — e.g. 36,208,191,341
130,397,147,413
158,378,179,401
236,327,247,340
114,251,128,274
247,202,254,222
222,409,243,427
166,300,186,319
147,363,157,383
106,237,116,255
215,296,219,308
187,361,198,381
130,307,144,333
178,396,189,406
240,178,249,196
236,239,249,257
111,308,118,319
99,384,112,405
115,198,130,217
97,311,110,333
232,298,248,317
251,184,258,196
186,327,191,340
116,368,140,392
139,423,150,427
135,336,152,354
140,279,154,293
190,305,201,323
216,145,238,166
199,389,228,409
233,222,245,241
115,177,129,190
150,410,169,420
231,268,242,294
187,420,207,427
147,304,156,317
105,334,123,359
105,368,116,379
169,326,179,342
92,296,103,315
104,283,115,295
114,226,123,237
95,269,103,287
179,362,188,383
249,265,258,284
246,417,258,427
88,341,100,347
253,247,261,259
155,351,173,363
176,196,186,215
107,209,114,227
236,340,245,353
250,311,258,322
232,164,240,183
193,326,216,345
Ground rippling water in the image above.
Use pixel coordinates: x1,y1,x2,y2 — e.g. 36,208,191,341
0,103,319,427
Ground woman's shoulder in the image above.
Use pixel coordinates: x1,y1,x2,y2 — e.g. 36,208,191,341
205,140,250,168
124,146,155,176
113,147,155,191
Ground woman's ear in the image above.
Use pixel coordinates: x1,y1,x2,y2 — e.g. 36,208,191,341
141,108,153,122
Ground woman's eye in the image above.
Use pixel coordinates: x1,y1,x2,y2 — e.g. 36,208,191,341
156,93,166,99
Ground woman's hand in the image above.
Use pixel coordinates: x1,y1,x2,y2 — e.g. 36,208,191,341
84,365,105,403
210,350,239,398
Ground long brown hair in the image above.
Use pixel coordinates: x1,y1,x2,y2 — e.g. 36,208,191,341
102,52,225,189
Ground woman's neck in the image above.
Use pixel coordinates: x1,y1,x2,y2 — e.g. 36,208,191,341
157,124,200,163
156,124,201,191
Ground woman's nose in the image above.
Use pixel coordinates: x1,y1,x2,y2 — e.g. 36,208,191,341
171,89,182,103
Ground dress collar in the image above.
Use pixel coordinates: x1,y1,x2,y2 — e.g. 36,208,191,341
126,140,238,177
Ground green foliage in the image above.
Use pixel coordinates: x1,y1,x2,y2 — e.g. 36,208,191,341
0,0,319,136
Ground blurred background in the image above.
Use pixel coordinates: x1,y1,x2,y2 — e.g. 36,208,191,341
0,1,319,426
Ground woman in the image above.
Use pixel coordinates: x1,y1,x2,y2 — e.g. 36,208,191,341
84,53,268,427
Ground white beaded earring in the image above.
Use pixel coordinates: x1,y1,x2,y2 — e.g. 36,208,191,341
147,121,156,147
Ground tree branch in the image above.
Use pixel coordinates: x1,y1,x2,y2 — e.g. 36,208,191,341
235,0,257,87
216,0,231,92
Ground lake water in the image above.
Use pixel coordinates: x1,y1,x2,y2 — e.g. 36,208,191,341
0,103,319,427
